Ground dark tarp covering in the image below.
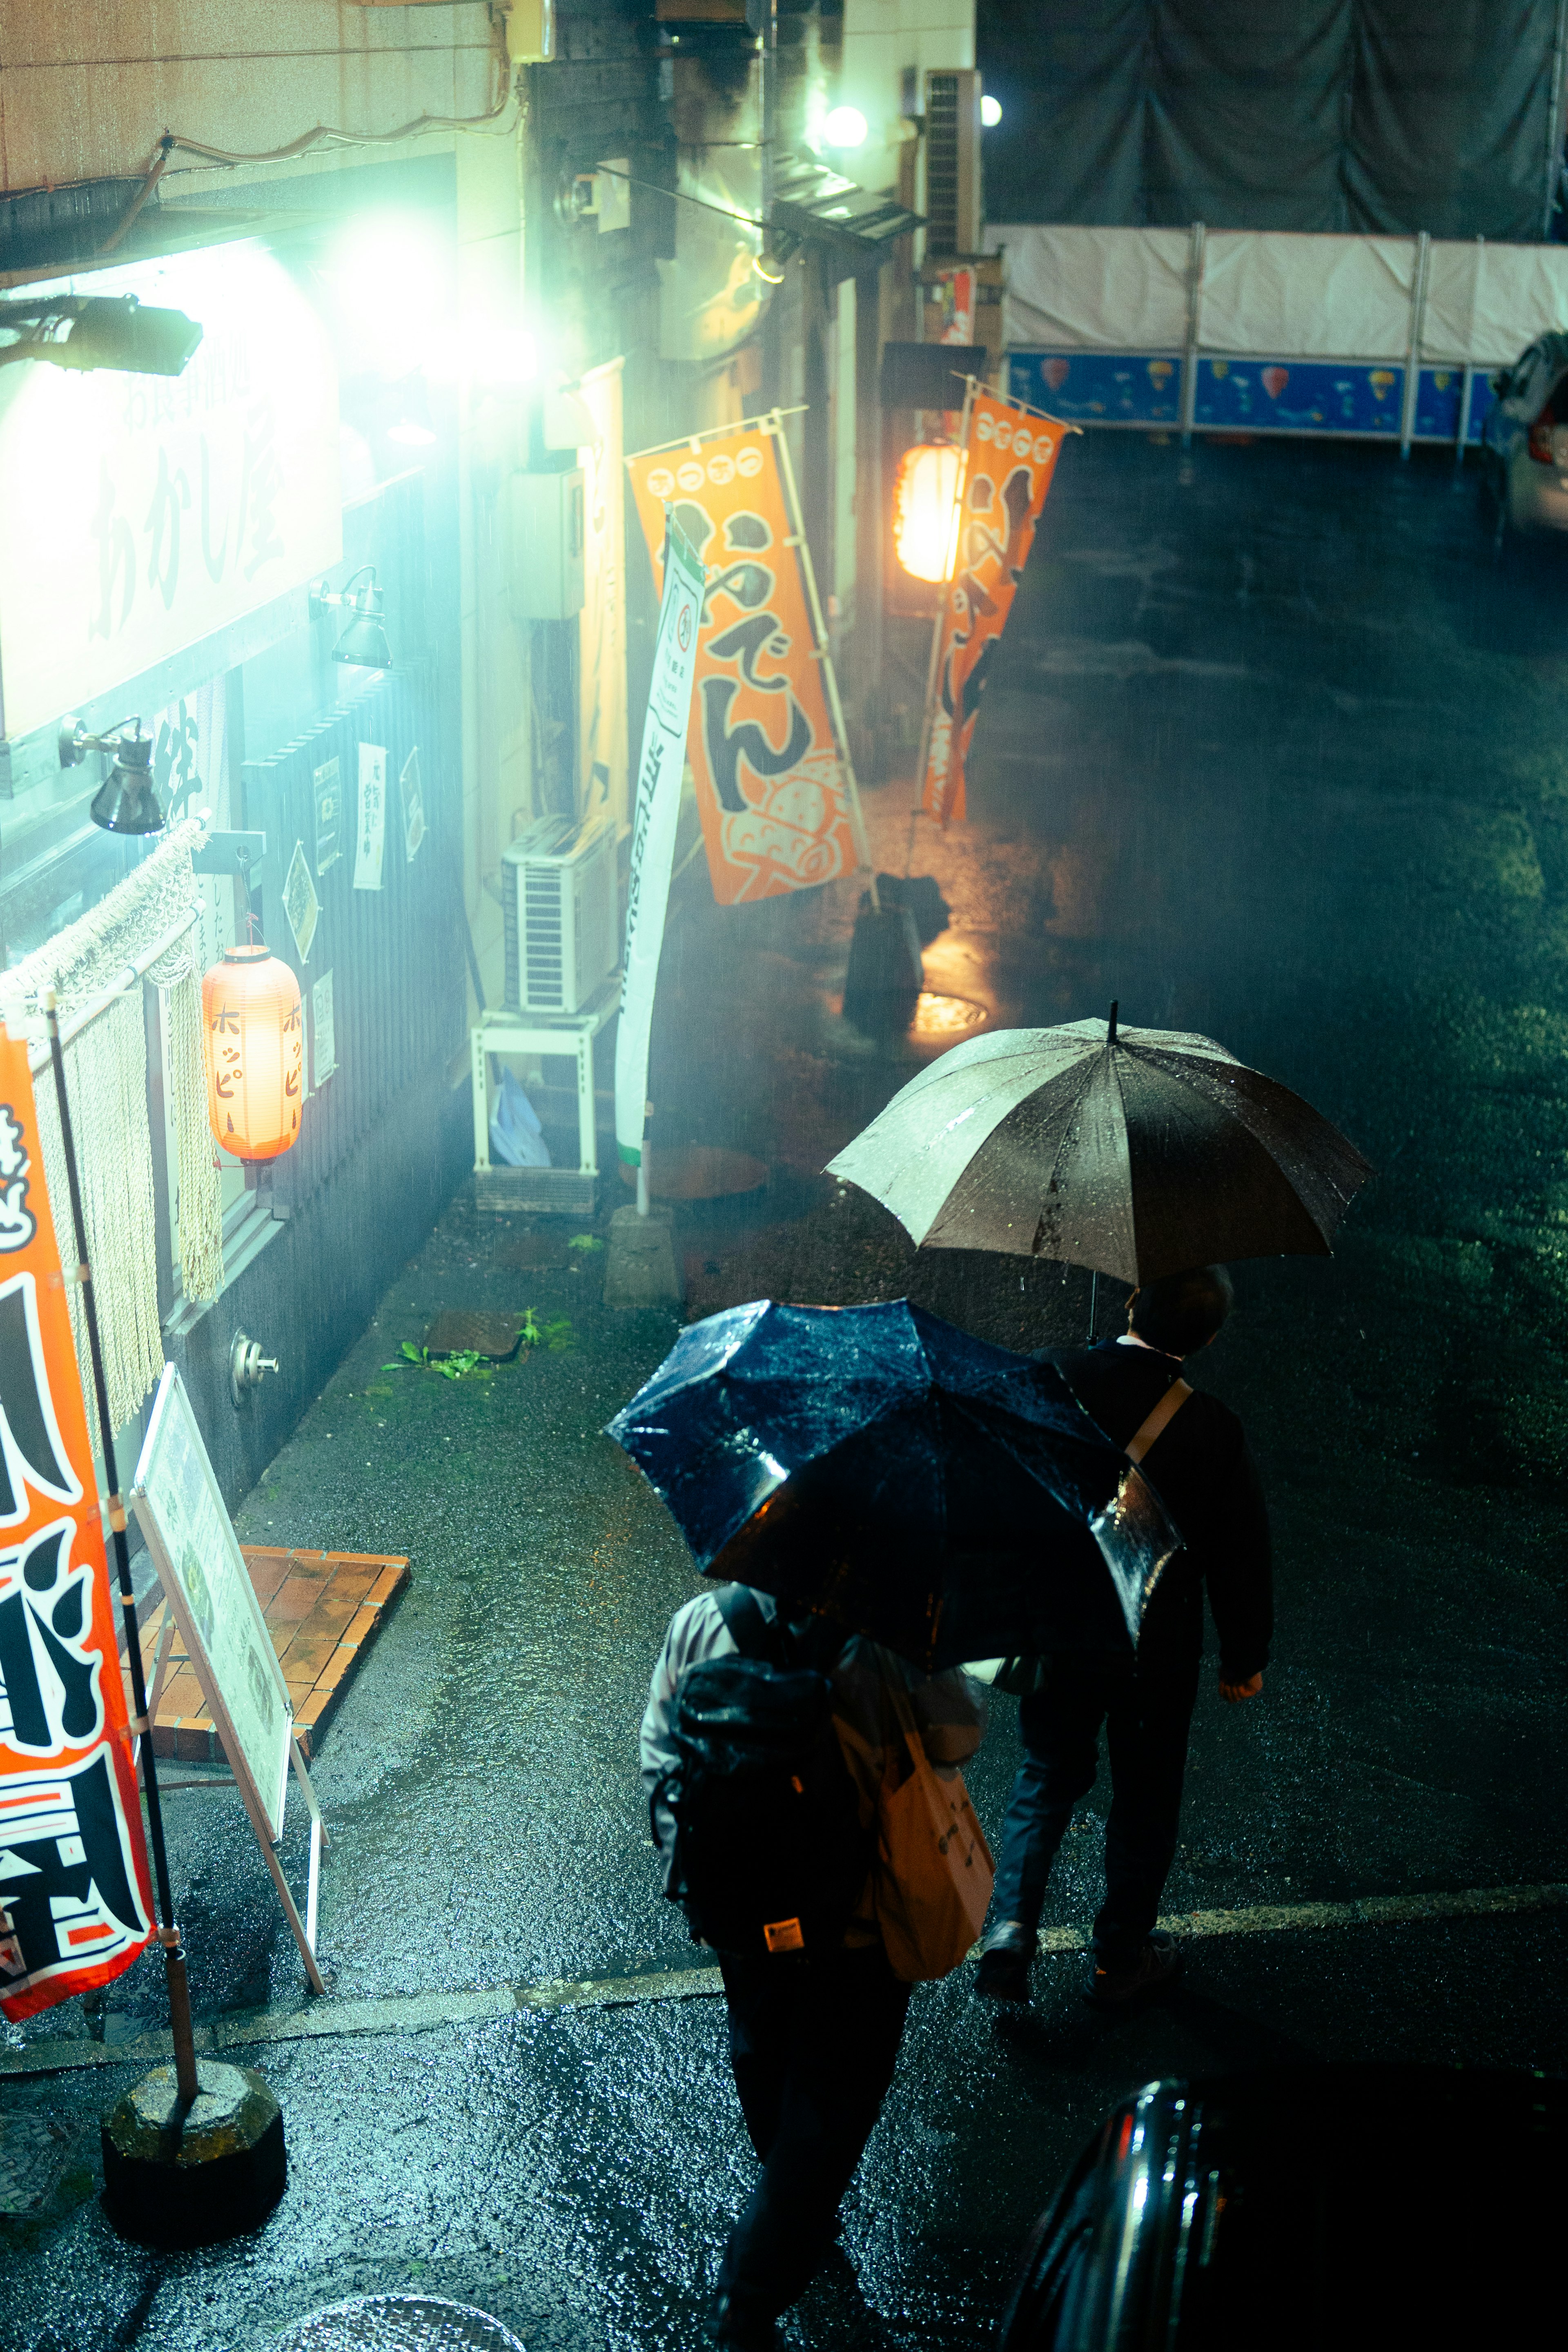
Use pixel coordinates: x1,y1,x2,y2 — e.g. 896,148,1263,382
980,0,1565,239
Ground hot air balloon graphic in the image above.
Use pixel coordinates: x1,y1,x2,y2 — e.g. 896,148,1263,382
1148,360,1173,386
1043,357,1070,391
1370,370,1396,402
1210,360,1229,379
1261,366,1289,400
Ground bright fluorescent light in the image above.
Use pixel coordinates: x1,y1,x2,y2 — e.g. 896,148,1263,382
982,94,1003,127
387,420,437,447
823,106,869,149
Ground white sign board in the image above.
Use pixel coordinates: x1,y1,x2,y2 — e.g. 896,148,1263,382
131,1366,291,1838
0,243,342,743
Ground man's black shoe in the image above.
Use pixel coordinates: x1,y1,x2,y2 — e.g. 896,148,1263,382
1084,1931,1181,2009
710,2294,780,2348
973,1923,1034,2006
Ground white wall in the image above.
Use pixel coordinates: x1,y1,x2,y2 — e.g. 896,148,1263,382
0,2,499,194
837,0,974,195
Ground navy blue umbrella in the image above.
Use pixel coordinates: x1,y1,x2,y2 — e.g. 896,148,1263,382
605,1298,1179,1672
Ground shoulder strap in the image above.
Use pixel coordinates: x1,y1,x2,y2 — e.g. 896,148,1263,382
714,1583,781,1662
1125,1378,1193,1466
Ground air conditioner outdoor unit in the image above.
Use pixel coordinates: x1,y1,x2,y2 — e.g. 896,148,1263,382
924,68,983,258
502,815,619,1013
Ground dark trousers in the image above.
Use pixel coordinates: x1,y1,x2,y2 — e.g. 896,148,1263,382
715,1942,911,2325
989,1650,1201,1967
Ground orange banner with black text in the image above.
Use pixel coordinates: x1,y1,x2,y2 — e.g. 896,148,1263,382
628,423,860,905
920,393,1069,825
0,1028,155,2021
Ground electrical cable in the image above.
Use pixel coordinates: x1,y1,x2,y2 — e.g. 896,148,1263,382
156,24,515,171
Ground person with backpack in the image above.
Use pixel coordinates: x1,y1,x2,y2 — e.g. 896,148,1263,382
974,1265,1272,2011
641,1581,988,2350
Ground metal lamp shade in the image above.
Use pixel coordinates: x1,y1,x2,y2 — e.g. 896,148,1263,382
201,946,304,1162
333,608,392,669
88,738,165,835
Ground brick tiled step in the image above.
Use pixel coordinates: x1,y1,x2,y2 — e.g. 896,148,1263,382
128,1548,410,1764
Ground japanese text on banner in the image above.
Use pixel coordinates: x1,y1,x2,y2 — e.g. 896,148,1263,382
615,517,706,1168
628,424,858,906
0,1030,154,2022
920,394,1069,826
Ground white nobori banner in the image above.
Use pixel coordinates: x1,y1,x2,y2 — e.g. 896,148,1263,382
614,513,704,1171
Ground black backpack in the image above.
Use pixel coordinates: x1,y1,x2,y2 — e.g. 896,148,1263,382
656,1587,873,1962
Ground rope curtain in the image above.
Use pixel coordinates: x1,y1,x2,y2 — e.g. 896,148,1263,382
0,817,224,1450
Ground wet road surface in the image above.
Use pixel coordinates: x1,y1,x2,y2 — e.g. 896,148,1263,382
4,434,1567,2348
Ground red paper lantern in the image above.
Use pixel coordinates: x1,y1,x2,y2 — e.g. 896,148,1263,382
893,442,964,582
201,944,304,1162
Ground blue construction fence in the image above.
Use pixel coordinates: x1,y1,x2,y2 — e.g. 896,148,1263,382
1006,351,1498,443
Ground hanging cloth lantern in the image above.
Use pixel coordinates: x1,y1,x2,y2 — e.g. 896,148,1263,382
201,943,304,1162
893,442,964,582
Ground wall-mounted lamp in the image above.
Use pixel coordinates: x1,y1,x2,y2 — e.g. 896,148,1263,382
0,294,203,378
308,567,393,670
822,107,869,149
58,716,167,835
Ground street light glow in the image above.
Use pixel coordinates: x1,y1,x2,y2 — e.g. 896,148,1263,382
982,95,1003,127
824,106,869,149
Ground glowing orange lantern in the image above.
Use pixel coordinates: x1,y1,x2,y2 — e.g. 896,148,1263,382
893,442,964,581
201,944,304,1162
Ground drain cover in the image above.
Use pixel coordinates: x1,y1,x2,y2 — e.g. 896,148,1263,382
276,2298,525,2352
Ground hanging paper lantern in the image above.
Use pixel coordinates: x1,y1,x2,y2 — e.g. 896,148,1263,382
893,443,964,582
201,944,304,1162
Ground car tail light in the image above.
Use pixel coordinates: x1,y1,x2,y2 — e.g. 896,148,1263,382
1529,411,1556,462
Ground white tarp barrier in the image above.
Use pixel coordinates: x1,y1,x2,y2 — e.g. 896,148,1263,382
1198,233,1414,361
992,225,1191,352
989,223,1568,366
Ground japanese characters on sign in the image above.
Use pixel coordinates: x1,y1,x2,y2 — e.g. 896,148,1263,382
628,423,859,906
312,971,337,1088
314,756,342,878
578,359,630,837
0,1033,155,2022
615,517,705,1169
919,392,1069,826
0,245,341,744
354,743,387,893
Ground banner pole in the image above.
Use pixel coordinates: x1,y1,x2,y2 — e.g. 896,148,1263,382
769,411,881,911
910,373,976,843
42,991,198,2104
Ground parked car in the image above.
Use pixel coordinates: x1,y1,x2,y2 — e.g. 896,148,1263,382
1481,330,1568,536
998,2063,1564,2350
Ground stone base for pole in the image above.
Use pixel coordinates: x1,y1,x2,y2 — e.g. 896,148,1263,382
102,2059,285,2247
603,1203,683,1308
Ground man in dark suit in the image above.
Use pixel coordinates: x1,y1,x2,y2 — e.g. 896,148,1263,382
975,1264,1271,2008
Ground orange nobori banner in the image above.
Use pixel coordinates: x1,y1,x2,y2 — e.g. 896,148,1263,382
919,392,1070,826
0,1029,155,2021
628,422,860,905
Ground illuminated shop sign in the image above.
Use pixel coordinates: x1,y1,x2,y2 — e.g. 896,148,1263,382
0,244,342,744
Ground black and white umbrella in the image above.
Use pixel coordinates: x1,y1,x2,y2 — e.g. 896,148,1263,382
826,1008,1372,1285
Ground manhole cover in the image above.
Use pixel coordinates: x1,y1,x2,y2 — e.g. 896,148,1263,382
422,1310,526,1360
276,2298,524,2352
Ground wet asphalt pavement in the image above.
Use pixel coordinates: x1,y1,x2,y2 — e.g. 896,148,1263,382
5,434,1568,2349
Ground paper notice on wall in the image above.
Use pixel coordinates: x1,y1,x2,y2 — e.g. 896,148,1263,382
312,969,336,1086
354,743,386,891
614,514,704,1168
314,755,342,876
283,840,319,965
400,746,425,863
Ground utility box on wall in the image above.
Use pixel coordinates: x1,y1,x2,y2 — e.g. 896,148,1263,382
510,469,586,620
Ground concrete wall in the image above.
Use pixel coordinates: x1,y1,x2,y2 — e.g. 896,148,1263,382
0,0,499,194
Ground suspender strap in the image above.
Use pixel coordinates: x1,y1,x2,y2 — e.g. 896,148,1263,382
1125,1378,1193,1465
715,1582,782,1662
